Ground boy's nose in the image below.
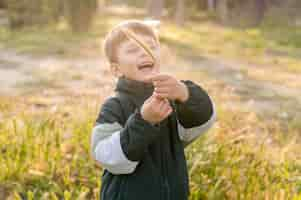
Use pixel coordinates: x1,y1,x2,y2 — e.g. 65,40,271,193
138,48,153,61
140,51,150,59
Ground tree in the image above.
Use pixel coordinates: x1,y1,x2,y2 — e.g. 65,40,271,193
65,0,98,32
207,0,216,12
174,0,185,25
216,0,228,24
6,0,27,29
215,0,267,27
147,0,165,19
6,0,63,29
6,0,97,31
0,0,6,8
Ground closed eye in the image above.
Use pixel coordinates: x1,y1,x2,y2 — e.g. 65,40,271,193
126,47,139,53
126,42,157,53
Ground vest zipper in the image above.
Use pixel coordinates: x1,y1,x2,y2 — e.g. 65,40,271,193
159,122,171,200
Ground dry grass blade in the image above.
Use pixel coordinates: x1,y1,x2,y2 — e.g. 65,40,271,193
120,28,156,62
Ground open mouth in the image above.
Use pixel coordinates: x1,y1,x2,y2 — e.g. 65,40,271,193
137,62,154,70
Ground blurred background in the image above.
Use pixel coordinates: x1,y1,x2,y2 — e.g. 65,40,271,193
0,0,301,199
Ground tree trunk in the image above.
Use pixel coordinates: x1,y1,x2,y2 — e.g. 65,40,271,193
98,0,106,12
6,0,63,29
216,0,266,27
254,0,267,24
174,0,185,25
208,0,215,12
7,0,26,29
147,0,165,19
0,0,6,8
216,0,229,24
66,0,98,32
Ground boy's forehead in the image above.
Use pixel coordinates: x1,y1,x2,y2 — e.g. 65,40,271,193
120,34,157,47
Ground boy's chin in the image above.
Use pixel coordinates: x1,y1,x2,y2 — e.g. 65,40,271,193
121,70,159,83
139,71,159,82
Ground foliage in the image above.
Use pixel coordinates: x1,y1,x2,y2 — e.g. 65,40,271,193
5,0,97,32
65,0,97,32
0,94,300,199
0,10,301,200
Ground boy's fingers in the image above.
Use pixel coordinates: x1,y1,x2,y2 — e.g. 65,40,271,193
161,100,171,113
155,100,166,115
150,95,163,107
145,95,152,102
153,91,165,99
148,97,158,107
158,100,166,111
154,92,169,99
145,93,155,104
162,106,172,118
164,98,170,106
167,107,172,116
150,74,170,82
154,87,169,93
145,95,157,109
153,80,170,87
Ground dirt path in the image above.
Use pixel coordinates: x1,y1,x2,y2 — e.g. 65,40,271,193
0,48,300,123
0,48,112,96
183,55,301,122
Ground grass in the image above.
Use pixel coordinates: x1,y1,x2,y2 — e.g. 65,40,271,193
0,95,101,199
0,20,107,56
1,13,301,74
187,109,301,199
0,92,301,199
160,21,301,74
1,11,301,199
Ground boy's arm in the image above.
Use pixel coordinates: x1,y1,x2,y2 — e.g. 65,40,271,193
175,80,217,147
90,97,161,175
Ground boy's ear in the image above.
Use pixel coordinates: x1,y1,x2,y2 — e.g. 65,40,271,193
110,62,123,77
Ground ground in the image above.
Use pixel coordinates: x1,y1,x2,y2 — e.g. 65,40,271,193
0,8,301,199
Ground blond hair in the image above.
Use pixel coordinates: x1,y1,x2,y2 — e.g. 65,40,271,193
103,20,159,64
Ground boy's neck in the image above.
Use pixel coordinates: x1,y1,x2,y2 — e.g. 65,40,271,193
115,76,154,102
118,76,152,85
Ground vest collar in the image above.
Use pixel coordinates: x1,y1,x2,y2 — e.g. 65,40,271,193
115,76,154,107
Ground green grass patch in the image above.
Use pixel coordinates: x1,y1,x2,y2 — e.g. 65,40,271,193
0,96,300,199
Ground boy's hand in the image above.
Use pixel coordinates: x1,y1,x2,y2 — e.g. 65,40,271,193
149,74,189,103
140,94,173,125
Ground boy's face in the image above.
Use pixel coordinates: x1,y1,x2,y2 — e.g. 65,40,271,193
115,33,160,82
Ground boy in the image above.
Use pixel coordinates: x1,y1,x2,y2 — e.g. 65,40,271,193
91,20,216,200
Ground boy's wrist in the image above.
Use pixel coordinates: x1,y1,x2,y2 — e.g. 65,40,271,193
136,109,159,127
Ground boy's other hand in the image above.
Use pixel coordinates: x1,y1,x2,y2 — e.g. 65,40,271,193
148,74,189,103
140,94,173,125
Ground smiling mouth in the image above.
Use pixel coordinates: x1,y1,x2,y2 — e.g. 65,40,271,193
137,62,154,70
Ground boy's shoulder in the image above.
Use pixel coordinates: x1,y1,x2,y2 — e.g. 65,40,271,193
96,96,122,125
101,95,121,109
101,93,131,110
99,94,134,125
